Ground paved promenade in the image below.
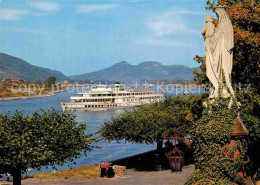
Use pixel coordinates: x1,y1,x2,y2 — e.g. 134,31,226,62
2,165,194,185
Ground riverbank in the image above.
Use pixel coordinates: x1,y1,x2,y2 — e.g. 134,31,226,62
0,90,66,101
0,80,68,101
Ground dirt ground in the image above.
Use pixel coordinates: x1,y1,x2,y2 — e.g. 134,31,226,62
0,165,194,185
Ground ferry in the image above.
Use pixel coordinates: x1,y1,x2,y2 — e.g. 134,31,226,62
61,83,164,111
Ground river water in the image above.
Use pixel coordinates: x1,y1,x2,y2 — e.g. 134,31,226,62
0,85,204,173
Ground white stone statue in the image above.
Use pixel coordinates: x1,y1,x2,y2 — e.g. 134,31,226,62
202,6,236,107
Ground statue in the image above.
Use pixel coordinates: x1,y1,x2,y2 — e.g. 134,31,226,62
201,15,217,98
202,6,236,108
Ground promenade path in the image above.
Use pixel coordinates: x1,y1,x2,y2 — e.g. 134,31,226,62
1,165,194,185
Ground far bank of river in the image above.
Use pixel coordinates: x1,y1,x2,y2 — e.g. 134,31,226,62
0,89,66,101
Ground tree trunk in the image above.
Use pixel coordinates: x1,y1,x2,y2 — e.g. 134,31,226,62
156,140,163,152
155,140,163,170
11,171,21,185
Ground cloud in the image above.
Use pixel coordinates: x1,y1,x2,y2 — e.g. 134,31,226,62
29,2,60,12
136,38,193,47
135,7,202,46
146,18,199,37
0,9,29,20
76,4,119,13
146,8,201,37
167,7,205,15
0,3,59,21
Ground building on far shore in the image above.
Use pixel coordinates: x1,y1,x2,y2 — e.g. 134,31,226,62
1,78,6,83
1,76,20,82
63,80,69,86
10,76,19,81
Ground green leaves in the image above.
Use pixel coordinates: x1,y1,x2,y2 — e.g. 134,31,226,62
98,96,204,150
186,94,259,185
44,76,56,88
0,108,96,176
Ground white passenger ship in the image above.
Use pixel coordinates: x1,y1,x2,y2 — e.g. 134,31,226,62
61,83,164,111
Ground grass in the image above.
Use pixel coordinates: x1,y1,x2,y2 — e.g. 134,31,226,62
32,164,100,179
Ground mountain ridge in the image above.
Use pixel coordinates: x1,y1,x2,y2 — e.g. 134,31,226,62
70,61,198,82
0,52,68,82
0,53,198,83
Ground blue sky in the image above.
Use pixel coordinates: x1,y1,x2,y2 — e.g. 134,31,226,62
0,0,215,76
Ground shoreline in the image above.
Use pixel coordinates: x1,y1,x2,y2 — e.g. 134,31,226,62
0,90,66,102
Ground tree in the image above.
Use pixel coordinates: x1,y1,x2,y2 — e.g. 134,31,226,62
236,90,260,179
195,0,260,93
0,109,96,185
193,55,208,86
98,96,203,152
185,91,260,184
44,76,56,88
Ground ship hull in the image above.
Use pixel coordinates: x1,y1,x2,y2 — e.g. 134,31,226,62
61,100,160,111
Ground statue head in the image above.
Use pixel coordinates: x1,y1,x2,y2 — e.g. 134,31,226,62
205,15,213,22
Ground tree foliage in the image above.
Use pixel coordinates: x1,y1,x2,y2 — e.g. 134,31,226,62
0,109,96,185
195,0,260,93
44,76,56,88
186,98,247,185
236,90,260,178
98,96,204,151
193,55,208,86
185,89,260,185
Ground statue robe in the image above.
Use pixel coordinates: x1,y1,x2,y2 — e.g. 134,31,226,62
207,8,235,98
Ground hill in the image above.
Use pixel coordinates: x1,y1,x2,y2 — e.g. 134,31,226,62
0,53,68,82
70,61,198,82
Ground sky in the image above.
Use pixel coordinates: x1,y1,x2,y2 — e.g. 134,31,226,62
0,0,216,76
